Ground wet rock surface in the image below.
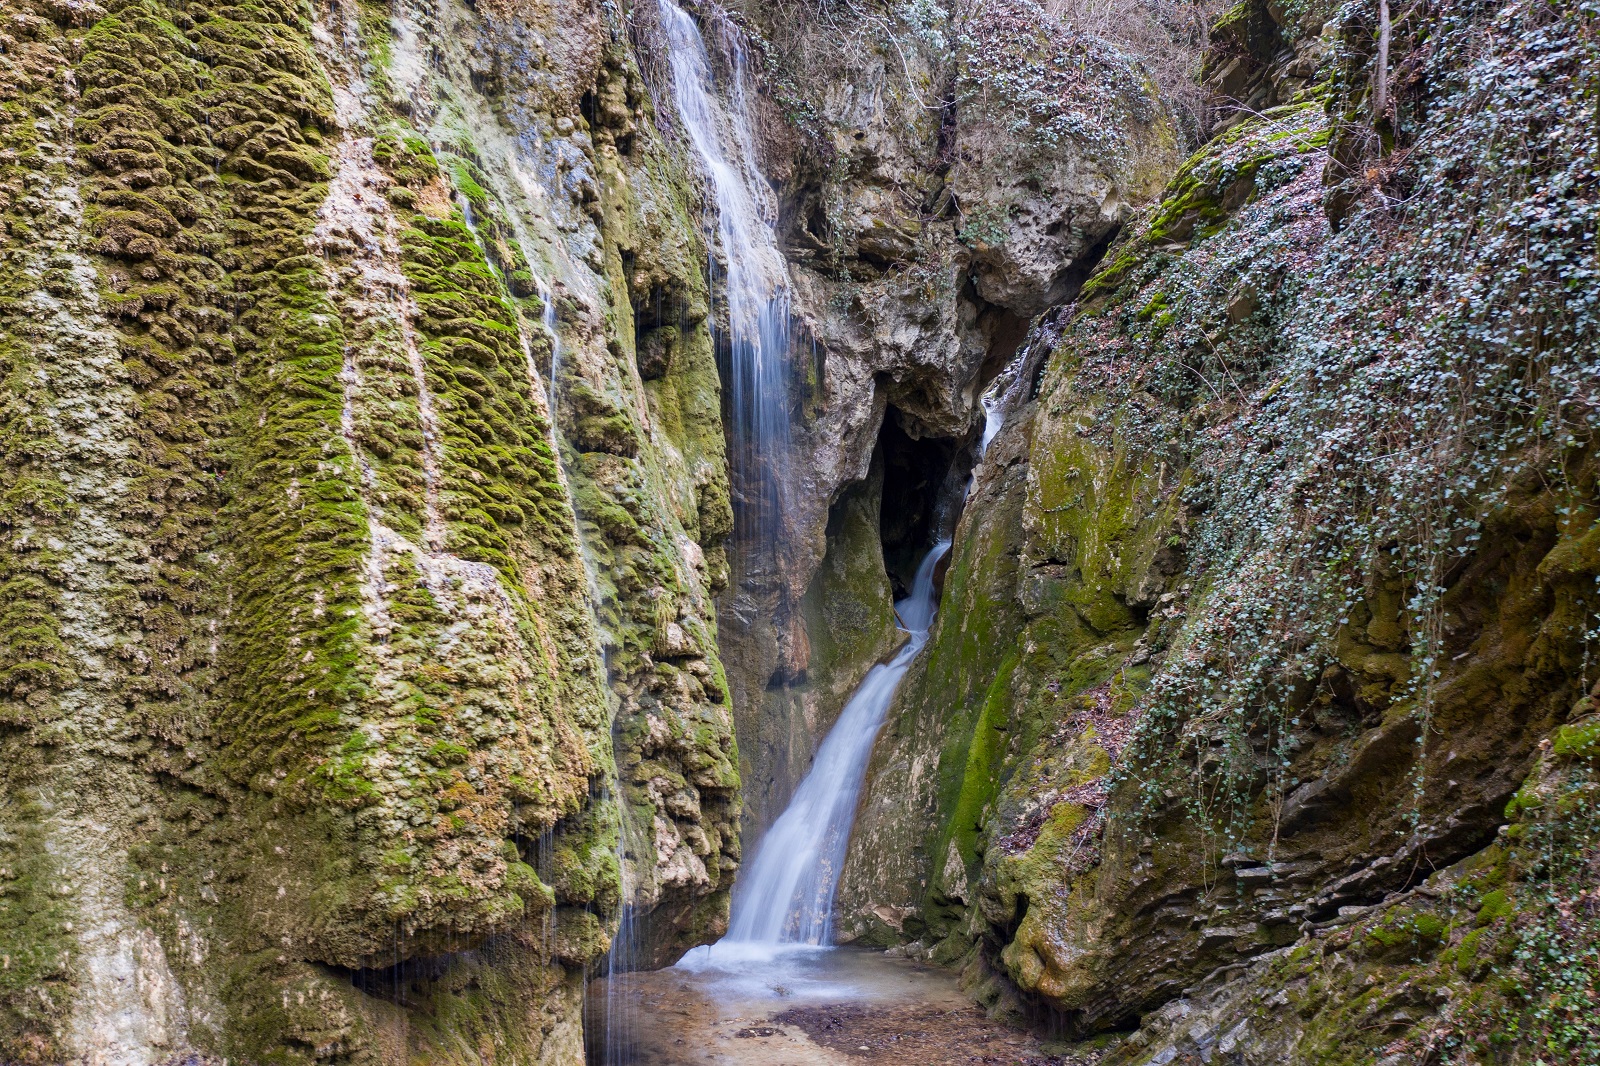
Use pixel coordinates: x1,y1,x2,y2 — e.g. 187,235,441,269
836,1,1599,1062
773,1003,1072,1064
589,947,1072,1065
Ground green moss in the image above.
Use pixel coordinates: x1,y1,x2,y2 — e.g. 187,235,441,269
1476,888,1513,926
393,208,574,572
1506,781,1544,820
1367,907,1447,951
0,11,78,733
916,495,1028,880
1452,926,1488,970
940,654,1020,878
1080,103,1326,302
0,0,742,1053
504,862,556,911
1554,717,1600,760
0,794,74,1059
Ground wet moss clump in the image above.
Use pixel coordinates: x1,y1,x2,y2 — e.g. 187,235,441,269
0,6,79,734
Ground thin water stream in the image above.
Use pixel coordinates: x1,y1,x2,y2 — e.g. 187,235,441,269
658,0,792,537
713,541,950,947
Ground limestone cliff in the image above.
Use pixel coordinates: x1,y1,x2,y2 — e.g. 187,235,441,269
0,0,737,1058
839,0,1600,1062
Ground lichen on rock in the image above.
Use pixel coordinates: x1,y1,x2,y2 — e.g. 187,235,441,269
839,0,1600,1060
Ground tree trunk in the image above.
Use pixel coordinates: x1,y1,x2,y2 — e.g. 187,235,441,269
1374,0,1392,122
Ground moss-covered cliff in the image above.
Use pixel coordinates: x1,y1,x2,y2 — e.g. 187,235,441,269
841,0,1600,1061
1,0,1594,1059
0,0,739,1058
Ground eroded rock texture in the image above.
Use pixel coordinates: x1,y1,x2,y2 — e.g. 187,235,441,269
1,0,1595,1060
708,0,1190,838
838,1,1600,1062
0,0,737,1058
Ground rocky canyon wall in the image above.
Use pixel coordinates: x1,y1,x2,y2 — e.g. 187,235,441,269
0,0,1594,1061
0,0,739,1058
709,0,1194,837
837,0,1600,1062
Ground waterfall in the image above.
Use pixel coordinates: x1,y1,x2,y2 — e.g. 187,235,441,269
656,0,941,967
978,350,1026,461
980,391,1005,455
656,0,970,923
658,0,793,532
710,541,951,947
540,279,563,413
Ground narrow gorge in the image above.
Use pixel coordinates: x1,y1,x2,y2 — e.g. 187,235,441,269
0,0,1594,1063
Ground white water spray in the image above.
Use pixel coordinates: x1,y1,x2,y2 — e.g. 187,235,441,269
980,391,1005,456
978,350,1027,461
690,541,950,950
539,279,563,412
659,0,793,526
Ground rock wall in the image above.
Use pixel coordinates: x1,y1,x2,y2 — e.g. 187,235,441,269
839,0,1600,1061
0,0,739,1057
2,0,1593,1059
705,0,1193,837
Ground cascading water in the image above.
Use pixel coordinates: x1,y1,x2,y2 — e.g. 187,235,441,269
980,391,1005,455
589,788,639,1066
685,539,951,953
658,0,793,535
540,280,563,412
655,0,963,960
978,351,1026,460
518,3,985,1056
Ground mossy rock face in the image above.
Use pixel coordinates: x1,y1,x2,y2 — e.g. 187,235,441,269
359,0,742,977
1100,748,1599,1066
843,0,1599,1057
0,0,738,1054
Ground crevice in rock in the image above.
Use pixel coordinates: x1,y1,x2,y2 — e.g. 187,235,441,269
334,948,469,1008
1052,222,1123,305
630,270,695,381
973,295,1031,394
875,408,965,598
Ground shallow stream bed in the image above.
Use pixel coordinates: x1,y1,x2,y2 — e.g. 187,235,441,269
587,945,1067,1065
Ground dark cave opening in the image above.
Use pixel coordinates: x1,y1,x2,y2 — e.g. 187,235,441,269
875,406,966,599
974,298,1031,392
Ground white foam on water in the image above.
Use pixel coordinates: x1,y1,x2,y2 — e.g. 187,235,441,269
707,542,950,948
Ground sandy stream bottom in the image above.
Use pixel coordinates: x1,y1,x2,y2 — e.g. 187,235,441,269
587,945,1069,1065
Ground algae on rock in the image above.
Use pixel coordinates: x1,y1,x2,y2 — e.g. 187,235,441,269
0,0,743,1056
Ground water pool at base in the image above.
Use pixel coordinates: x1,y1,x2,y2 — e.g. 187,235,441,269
586,944,1064,1065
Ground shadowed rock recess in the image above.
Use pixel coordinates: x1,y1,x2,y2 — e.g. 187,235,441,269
0,0,1594,1061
